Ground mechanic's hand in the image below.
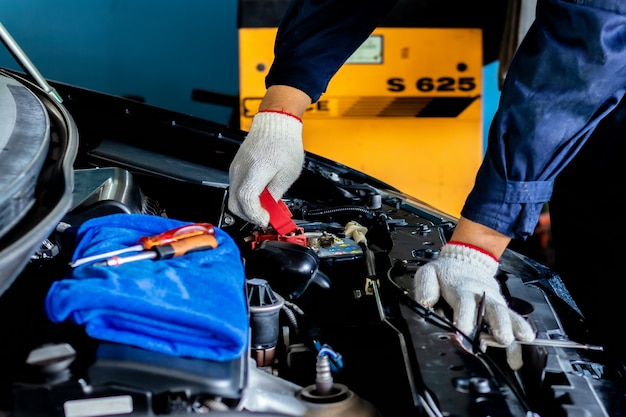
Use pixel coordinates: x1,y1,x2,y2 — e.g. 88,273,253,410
413,241,536,369
228,110,304,226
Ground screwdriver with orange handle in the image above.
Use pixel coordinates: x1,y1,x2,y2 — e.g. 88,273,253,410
69,223,215,268
94,233,219,267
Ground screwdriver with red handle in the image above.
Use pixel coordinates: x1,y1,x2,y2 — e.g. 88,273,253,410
94,233,219,267
69,223,215,268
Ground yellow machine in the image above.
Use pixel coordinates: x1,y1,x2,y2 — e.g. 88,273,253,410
238,2,483,217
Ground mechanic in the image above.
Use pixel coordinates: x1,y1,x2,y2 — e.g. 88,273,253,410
228,0,626,367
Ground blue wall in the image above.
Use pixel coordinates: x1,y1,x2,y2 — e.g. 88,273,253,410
482,61,500,150
0,1,239,124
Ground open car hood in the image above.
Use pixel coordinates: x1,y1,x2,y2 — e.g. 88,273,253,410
0,70,76,295
1,26,625,417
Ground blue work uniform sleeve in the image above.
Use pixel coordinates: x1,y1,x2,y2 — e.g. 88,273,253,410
265,0,398,102
462,0,626,239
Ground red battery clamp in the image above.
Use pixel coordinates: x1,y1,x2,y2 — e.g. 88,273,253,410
252,188,306,248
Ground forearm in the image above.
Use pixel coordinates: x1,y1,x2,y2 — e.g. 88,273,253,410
258,85,311,119
450,217,511,260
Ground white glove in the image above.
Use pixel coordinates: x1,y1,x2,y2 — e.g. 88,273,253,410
414,242,536,369
228,111,304,226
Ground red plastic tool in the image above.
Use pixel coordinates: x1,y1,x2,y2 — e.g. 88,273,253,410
253,188,306,248
259,188,297,235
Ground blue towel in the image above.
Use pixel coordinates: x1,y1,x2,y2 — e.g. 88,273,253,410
45,213,248,362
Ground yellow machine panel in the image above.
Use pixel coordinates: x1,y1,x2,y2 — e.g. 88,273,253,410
239,27,483,217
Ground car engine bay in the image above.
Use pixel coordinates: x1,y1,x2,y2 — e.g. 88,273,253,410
0,66,625,417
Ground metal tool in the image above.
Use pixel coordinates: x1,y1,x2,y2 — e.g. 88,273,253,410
70,222,215,268
472,291,487,348
480,336,604,351
457,291,487,354
0,22,63,104
468,292,603,352
94,233,219,267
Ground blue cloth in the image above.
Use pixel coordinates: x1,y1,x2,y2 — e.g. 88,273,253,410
45,214,248,362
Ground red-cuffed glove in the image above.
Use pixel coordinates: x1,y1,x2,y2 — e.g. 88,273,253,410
414,241,536,369
228,111,304,226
